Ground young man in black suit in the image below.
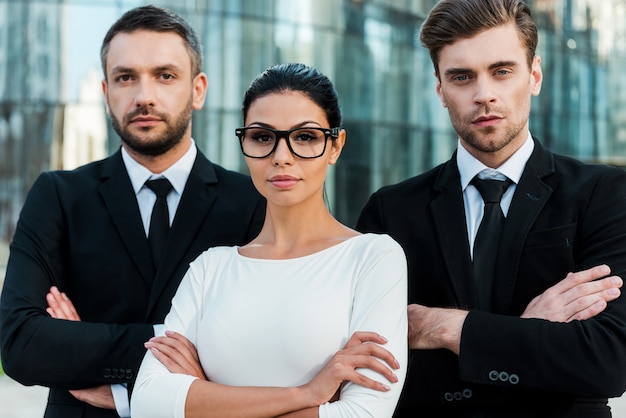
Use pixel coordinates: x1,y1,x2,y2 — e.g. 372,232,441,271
0,6,264,418
357,0,626,416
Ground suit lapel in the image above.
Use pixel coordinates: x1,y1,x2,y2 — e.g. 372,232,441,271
147,152,218,312
430,158,476,308
492,139,554,313
99,151,155,285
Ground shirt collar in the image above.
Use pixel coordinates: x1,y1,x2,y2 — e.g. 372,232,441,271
457,133,534,190
122,139,198,195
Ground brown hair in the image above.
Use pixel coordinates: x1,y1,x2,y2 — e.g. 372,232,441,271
101,5,203,79
419,0,537,78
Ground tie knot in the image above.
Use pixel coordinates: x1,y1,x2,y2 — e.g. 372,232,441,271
472,177,511,203
145,178,173,198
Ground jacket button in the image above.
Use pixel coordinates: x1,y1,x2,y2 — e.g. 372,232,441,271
509,373,519,384
498,371,509,382
463,388,473,398
488,370,499,381
103,368,111,378
444,392,454,401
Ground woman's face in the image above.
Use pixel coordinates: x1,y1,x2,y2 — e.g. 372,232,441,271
243,90,345,209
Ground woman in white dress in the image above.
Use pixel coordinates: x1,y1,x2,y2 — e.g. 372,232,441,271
130,63,408,418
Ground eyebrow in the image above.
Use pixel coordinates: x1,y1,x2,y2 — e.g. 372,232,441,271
443,60,520,77
109,64,183,75
247,120,324,129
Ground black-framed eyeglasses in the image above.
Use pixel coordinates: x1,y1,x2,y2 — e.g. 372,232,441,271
235,126,340,159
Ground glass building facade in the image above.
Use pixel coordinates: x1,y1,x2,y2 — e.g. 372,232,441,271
1,0,626,242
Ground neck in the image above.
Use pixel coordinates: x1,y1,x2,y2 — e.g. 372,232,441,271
124,137,192,174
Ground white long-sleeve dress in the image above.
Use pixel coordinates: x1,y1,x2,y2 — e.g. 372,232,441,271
131,233,408,418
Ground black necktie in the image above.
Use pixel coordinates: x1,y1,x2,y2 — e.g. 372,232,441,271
145,178,173,270
471,177,512,309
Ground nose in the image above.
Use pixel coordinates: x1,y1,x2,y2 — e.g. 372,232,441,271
272,136,294,165
473,76,497,105
134,77,156,107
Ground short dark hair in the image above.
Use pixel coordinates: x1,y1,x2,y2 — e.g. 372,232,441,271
100,5,203,79
242,63,342,128
419,0,538,78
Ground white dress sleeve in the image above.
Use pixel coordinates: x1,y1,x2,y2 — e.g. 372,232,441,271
130,251,210,418
319,235,408,418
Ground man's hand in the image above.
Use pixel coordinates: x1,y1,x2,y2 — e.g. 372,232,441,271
69,385,115,410
46,286,81,321
407,305,467,354
45,288,116,410
522,264,622,322
145,331,208,380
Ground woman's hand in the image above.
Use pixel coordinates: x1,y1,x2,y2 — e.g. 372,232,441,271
145,331,208,380
302,331,400,406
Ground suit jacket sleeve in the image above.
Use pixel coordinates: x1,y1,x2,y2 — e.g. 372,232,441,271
0,172,154,389
458,166,626,397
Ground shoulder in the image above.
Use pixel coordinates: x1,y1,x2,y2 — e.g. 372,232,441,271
188,245,239,276
349,233,407,263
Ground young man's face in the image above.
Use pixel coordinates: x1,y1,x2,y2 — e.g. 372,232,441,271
102,30,207,158
436,22,542,167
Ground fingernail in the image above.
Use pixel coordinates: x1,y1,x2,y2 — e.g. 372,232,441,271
382,384,391,391
391,373,398,382
612,277,622,286
609,288,619,296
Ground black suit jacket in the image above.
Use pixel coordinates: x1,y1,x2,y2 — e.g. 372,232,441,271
0,149,265,418
357,139,626,418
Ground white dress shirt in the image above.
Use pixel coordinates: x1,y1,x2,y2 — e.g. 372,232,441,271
111,141,197,417
457,134,534,258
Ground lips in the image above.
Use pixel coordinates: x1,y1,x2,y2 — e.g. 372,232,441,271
473,115,502,127
269,174,300,189
130,115,162,128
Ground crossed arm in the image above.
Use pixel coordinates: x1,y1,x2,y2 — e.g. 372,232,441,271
407,264,622,353
46,264,621,411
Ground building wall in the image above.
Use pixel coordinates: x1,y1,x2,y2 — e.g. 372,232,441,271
1,0,626,240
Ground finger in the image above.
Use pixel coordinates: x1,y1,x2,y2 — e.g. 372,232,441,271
58,292,80,321
566,287,621,321
344,342,400,370
565,265,611,288
47,287,81,321
149,335,198,365
145,338,198,373
568,299,606,322
146,344,184,373
563,275,622,303
165,331,200,360
46,292,66,319
343,331,388,349
341,367,394,392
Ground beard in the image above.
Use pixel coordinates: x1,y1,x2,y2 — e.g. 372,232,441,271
448,104,528,154
111,98,193,157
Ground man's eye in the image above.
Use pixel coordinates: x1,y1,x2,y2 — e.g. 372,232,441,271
116,74,132,82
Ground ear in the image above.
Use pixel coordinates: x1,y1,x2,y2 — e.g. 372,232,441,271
328,129,346,165
530,55,543,97
435,75,448,108
101,79,111,115
192,72,208,110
